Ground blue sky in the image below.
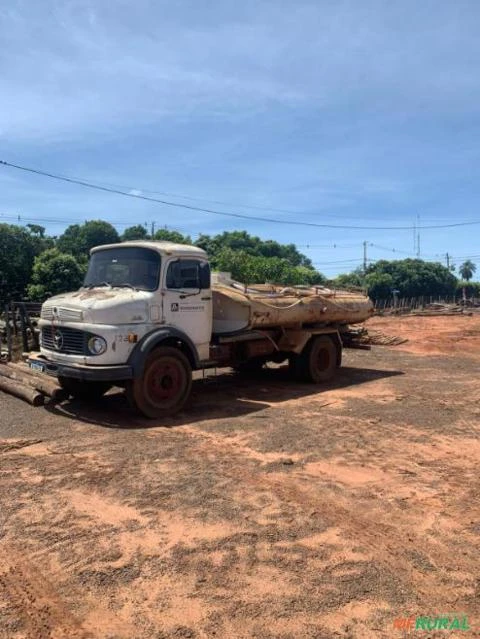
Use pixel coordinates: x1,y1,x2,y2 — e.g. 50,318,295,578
1,0,480,276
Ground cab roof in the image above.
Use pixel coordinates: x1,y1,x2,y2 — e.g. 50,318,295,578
90,240,208,258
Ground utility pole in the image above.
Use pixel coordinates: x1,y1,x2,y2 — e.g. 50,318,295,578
446,252,450,269
151,221,156,238
363,240,368,272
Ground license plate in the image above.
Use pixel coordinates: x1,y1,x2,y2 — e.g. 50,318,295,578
29,362,45,373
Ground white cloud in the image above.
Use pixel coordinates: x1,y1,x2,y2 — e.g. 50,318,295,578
2,0,480,272
2,0,480,142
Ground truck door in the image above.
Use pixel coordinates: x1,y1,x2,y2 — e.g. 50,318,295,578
162,257,212,361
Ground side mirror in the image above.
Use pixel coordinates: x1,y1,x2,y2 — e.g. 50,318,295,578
199,262,211,289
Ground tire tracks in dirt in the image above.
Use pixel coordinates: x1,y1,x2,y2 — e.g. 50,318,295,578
0,545,93,639
175,421,478,610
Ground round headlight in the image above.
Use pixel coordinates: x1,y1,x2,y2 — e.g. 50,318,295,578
88,336,107,355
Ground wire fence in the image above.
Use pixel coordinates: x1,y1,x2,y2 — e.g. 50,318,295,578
373,294,480,311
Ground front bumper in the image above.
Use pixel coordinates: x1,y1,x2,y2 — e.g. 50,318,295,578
27,354,133,382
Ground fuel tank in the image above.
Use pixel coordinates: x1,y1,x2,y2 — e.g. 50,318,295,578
212,276,373,335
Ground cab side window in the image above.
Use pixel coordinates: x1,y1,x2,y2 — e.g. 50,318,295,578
166,260,202,289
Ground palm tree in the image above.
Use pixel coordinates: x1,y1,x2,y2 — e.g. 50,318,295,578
459,260,477,281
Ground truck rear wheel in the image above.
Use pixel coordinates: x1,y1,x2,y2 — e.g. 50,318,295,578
293,335,337,383
126,346,192,419
58,377,112,400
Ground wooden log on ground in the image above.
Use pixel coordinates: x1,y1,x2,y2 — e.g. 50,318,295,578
0,363,68,401
0,376,44,406
6,361,58,385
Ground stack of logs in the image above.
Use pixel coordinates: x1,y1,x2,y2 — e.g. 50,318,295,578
409,302,469,316
0,361,68,406
342,327,408,347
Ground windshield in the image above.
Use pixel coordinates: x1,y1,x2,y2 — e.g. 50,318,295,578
84,247,161,291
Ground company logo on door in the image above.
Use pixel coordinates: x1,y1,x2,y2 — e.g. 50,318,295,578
171,303,204,312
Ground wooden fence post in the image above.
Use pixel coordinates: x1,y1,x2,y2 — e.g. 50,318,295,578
19,304,29,354
5,304,12,362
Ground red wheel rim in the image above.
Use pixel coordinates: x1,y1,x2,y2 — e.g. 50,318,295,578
144,357,185,407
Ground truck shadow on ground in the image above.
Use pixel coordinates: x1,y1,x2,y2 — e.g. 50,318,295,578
45,365,404,429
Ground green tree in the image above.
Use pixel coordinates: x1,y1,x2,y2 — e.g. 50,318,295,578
336,259,457,300
364,272,395,299
459,260,476,282
26,223,45,238
291,265,326,286
121,225,149,241
195,231,313,267
57,220,120,260
27,249,85,301
26,223,55,255
456,280,480,297
153,229,192,244
331,268,365,289
0,224,38,301
212,248,324,285
56,224,82,256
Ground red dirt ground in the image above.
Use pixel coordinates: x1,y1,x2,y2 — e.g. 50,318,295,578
0,315,479,638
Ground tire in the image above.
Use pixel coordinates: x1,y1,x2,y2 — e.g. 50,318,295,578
58,377,112,400
293,335,337,383
126,346,192,418
336,343,342,368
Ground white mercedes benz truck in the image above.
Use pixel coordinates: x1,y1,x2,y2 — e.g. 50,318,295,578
29,241,372,418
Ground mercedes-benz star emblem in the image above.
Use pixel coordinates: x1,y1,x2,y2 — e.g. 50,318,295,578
53,330,64,351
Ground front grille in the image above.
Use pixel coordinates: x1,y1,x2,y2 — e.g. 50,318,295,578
41,326,90,355
40,304,53,320
41,306,54,320
41,305,83,321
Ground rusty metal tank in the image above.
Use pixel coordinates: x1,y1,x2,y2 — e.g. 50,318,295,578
211,274,374,335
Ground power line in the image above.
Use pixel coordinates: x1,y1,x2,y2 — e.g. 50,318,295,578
320,264,364,271
449,253,480,259
0,213,136,227
297,243,361,249
0,163,445,224
0,213,195,236
4,209,477,270
3,160,480,231
20,173,370,221
313,258,363,265
369,242,413,256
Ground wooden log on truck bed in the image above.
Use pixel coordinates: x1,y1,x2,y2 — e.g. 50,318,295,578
0,362,68,401
0,376,45,406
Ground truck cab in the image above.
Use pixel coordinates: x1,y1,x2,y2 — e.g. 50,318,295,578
35,241,213,417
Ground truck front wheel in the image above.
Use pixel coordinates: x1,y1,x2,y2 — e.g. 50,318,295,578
126,346,192,419
58,377,112,400
292,335,337,383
